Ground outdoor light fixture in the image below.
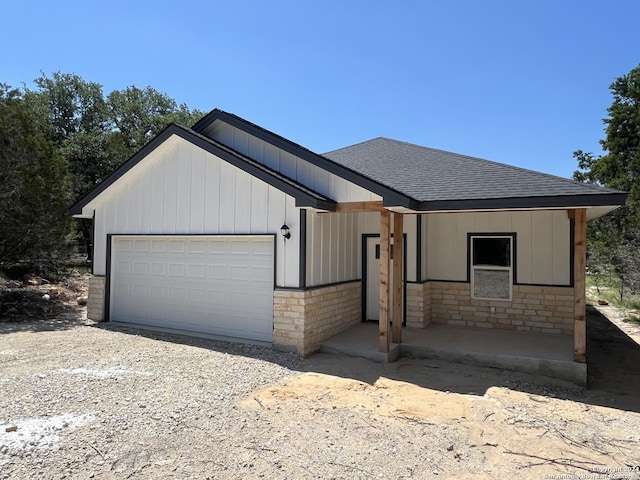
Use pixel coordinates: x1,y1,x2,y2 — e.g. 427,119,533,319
280,224,291,240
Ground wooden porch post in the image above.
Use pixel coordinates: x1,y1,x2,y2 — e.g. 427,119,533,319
573,208,587,363
379,209,391,353
392,213,403,344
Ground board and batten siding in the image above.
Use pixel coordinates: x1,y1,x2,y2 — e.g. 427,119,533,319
92,135,301,287
425,210,571,285
305,211,360,286
304,211,420,287
205,122,381,203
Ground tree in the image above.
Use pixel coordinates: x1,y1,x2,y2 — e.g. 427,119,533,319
23,72,204,259
574,64,640,296
24,72,114,201
0,85,72,270
107,86,203,156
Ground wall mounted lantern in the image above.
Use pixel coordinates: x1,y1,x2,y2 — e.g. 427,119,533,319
280,224,291,240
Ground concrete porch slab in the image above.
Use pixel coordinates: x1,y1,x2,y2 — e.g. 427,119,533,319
319,323,587,386
319,324,400,363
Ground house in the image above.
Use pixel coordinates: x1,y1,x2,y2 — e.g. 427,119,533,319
71,109,626,383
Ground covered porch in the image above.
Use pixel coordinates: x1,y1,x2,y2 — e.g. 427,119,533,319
328,202,589,386
319,322,586,385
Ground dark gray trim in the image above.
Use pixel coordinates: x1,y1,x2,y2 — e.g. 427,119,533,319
90,210,96,275
273,234,277,292
427,278,469,283
299,209,307,289
104,234,113,322
466,232,518,284
70,123,337,216
192,109,418,209
569,218,575,287
75,107,627,219
426,278,574,288
415,193,627,212
275,279,361,292
361,233,407,325
416,215,422,283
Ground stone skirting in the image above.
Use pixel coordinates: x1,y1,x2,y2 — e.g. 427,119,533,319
273,281,362,356
88,275,106,321
406,282,431,328
430,282,574,335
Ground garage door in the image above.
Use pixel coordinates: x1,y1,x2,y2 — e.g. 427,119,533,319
109,235,274,342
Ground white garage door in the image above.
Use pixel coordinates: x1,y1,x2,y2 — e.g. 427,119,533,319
109,235,274,342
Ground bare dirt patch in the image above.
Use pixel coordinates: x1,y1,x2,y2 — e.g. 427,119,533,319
1,288,639,479
0,270,89,331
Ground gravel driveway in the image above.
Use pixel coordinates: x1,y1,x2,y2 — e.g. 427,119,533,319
1,317,640,479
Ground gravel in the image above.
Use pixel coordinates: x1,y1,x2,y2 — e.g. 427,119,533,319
1,318,639,479
0,323,302,479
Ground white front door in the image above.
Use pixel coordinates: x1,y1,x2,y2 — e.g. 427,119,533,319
366,236,403,322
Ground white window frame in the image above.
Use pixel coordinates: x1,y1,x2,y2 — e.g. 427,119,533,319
470,235,513,301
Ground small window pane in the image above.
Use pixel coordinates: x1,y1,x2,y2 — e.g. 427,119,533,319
473,238,510,267
473,269,510,299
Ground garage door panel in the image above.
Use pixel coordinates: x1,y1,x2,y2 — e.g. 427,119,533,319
169,240,186,253
133,262,148,274
253,266,273,282
168,263,185,276
134,239,149,252
187,264,206,278
150,263,166,275
188,240,206,253
110,235,274,342
151,240,166,252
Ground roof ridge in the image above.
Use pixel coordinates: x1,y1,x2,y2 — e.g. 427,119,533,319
322,136,387,156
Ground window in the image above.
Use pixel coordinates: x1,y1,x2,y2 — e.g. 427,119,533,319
470,236,513,300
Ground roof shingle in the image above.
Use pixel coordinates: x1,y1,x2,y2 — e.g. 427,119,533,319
323,137,622,203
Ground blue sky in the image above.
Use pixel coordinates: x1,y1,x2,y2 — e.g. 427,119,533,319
3,0,639,178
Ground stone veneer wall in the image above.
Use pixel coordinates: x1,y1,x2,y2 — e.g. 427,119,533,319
429,281,574,335
88,275,106,321
406,282,432,328
273,281,361,356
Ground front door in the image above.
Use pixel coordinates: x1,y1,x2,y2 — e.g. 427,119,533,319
365,236,403,322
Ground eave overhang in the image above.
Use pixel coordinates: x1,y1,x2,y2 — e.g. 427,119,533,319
69,123,337,217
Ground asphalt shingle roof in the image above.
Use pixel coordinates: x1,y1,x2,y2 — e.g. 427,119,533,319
323,137,622,204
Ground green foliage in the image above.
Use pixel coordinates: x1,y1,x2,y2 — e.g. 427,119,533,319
574,64,640,296
0,84,72,269
586,275,640,312
108,86,203,155
1,71,204,272
27,73,204,203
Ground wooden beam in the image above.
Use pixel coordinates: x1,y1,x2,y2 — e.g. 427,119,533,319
334,201,384,213
573,208,587,363
379,209,391,353
392,213,403,344
567,209,575,219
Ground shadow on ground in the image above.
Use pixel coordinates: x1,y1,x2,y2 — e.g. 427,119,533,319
585,306,640,411
89,307,640,414
0,313,86,334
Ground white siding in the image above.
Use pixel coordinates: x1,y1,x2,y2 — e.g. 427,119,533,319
205,122,380,203
425,210,571,285
305,211,360,286
92,136,300,287
305,211,420,287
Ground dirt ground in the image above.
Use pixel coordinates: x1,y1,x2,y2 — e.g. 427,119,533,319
0,277,639,479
